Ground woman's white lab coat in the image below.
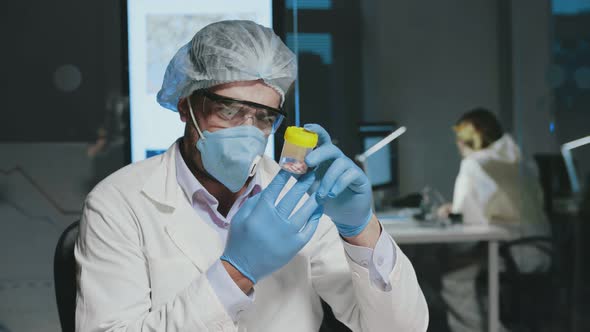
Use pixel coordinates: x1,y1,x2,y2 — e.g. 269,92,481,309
75,143,428,332
451,134,551,272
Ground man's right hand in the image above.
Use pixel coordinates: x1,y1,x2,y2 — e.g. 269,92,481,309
220,170,323,285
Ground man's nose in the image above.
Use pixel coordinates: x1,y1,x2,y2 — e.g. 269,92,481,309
242,114,256,125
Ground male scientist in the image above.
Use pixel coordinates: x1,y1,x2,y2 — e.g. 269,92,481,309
75,20,428,331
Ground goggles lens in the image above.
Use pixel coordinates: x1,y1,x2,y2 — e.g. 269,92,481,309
201,90,285,134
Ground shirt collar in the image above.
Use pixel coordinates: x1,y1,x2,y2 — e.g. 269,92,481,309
174,140,262,207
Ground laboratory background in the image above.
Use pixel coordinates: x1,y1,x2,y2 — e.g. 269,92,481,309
1,0,589,331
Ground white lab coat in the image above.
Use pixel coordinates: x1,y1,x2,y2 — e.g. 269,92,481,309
75,142,428,332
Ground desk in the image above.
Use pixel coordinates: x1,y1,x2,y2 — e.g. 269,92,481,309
380,217,512,332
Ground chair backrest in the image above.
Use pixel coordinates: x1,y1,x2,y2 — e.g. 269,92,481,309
54,220,80,332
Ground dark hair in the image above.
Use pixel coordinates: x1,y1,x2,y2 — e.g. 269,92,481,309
456,108,504,149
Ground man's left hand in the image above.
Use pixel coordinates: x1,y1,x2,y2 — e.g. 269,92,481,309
304,124,374,238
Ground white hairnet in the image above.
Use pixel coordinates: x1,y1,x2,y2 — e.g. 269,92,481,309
157,20,297,112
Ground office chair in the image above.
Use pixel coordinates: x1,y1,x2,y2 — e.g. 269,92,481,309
54,220,80,332
496,236,556,331
476,236,558,332
472,232,566,332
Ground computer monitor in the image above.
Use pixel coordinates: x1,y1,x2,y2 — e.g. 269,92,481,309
358,122,399,190
561,135,590,195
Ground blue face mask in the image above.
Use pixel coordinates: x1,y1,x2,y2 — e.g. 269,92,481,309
188,96,268,193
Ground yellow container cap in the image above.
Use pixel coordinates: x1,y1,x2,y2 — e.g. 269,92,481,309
284,126,318,148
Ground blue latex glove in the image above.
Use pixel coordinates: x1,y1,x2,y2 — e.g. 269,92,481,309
304,123,373,237
221,170,323,283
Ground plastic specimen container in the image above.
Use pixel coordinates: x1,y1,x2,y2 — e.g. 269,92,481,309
279,126,319,174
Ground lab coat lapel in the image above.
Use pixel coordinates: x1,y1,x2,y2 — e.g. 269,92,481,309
142,144,180,209
142,143,222,273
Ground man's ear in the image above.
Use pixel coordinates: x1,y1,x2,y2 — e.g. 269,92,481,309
177,98,188,123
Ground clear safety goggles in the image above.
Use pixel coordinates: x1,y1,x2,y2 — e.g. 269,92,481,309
198,90,286,135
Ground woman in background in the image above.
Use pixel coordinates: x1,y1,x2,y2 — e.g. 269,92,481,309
438,108,552,332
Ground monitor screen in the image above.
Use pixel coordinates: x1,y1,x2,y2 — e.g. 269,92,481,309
127,0,274,162
562,136,590,195
358,123,399,189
